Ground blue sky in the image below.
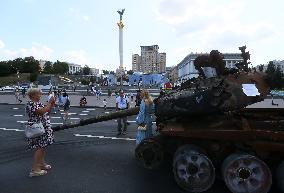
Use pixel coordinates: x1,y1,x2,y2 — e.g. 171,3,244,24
0,0,283,71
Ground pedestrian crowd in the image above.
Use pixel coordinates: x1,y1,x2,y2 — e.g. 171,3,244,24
23,86,156,178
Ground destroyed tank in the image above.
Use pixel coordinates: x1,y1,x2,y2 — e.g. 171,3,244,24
52,47,284,193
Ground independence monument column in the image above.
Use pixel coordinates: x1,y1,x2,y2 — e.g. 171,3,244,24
116,9,125,87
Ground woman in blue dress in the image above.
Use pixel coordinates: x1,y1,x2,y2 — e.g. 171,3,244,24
136,89,154,145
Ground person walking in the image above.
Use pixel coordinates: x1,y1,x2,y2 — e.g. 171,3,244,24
103,98,107,110
115,89,129,135
135,89,154,145
62,92,70,123
135,90,142,107
25,88,56,177
22,87,26,98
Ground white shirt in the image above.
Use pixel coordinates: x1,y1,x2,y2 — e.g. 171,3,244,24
116,96,128,109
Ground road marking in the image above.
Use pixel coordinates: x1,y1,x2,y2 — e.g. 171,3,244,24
105,112,110,114
51,117,62,119
0,128,24,132
51,123,63,125
82,110,89,113
79,114,88,116
114,120,156,124
12,107,19,110
13,115,23,117
60,110,64,112
17,121,28,123
60,113,77,115
86,108,96,111
70,118,80,120
74,134,135,141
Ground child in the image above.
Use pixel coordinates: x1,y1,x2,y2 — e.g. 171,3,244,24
103,99,107,110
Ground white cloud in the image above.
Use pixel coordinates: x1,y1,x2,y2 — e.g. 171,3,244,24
62,50,90,65
0,40,5,49
156,0,277,44
1,42,53,60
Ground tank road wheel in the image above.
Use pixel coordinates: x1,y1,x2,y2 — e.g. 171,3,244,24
276,161,284,192
135,138,164,169
172,145,215,193
222,154,272,193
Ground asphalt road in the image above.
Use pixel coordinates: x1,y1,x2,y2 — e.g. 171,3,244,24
0,104,280,193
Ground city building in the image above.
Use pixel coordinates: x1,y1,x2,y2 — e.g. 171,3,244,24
177,52,243,82
68,63,82,74
132,54,141,72
132,45,166,73
168,66,178,84
90,68,100,75
259,60,284,73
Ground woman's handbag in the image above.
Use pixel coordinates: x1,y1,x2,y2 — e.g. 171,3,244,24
25,122,45,138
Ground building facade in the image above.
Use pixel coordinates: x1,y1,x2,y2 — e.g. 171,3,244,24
90,68,100,75
132,45,166,73
68,63,82,74
168,66,178,84
177,52,243,82
260,60,284,73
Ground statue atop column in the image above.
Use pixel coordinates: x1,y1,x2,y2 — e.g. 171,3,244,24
117,9,125,21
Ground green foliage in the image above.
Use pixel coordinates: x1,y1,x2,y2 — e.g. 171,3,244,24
266,61,284,89
127,70,134,75
102,70,115,75
81,79,90,85
53,60,69,74
0,61,14,76
29,73,38,82
82,65,91,75
43,61,53,74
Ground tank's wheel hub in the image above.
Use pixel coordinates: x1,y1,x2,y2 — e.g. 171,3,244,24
237,167,252,181
173,145,215,192
222,154,272,193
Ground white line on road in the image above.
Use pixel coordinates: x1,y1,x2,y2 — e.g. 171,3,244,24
51,117,62,119
74,134,135,141
82,110,89,113
0,128,24,132
70,118,80,120
60,113,77,115
86,108,96,111
13,115,23,117
17,121,27,123
51,123,63,125
105,112,110,114
79,114,88,116
12,107,19,110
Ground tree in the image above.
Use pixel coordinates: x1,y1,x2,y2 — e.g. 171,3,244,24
43,61,53,74
0,61,14,76
22,56,40,73
266,61,284,89
82,65,91,75
53,60,69,74
127,70,134,75
29,73,38,82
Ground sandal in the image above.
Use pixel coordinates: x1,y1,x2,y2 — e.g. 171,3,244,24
29,170,47,177
41,164,52,170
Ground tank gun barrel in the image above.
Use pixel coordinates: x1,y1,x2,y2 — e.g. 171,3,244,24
52,107,140,131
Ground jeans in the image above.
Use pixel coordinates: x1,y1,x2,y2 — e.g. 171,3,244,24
117,116,127,132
